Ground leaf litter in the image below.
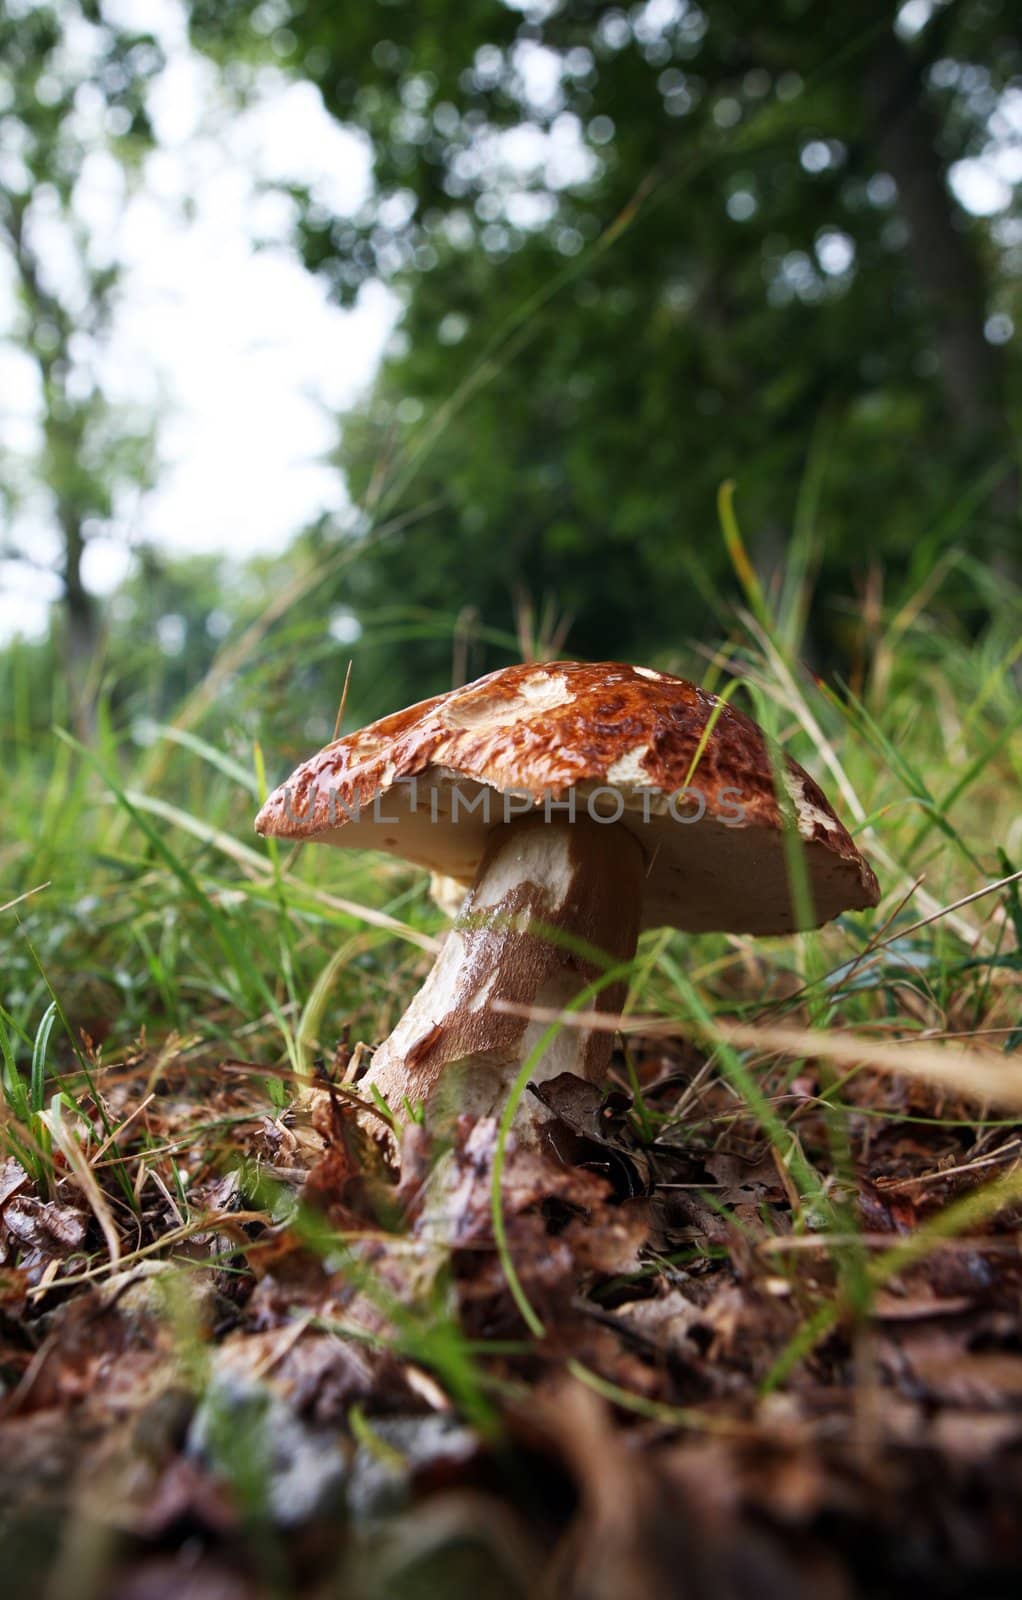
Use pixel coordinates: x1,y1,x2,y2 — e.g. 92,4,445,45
1,1025,1021,1599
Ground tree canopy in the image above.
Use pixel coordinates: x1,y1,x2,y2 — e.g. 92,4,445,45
188,0,1020,701
2,2,1018,728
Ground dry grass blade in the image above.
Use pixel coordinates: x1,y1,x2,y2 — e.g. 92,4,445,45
706,1019,1022,1109
0,882,51,915
332,658,354,741
493,1000,1022,1110
39,1102,122,1268
124,789,440,952
859,866,1022,960
25,1209,272,1299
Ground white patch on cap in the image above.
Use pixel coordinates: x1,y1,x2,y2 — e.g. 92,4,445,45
519,671,572,709
346,731,391,761
444,671,572,730
634,666,665,680
606,744,652,787
783,769,838,843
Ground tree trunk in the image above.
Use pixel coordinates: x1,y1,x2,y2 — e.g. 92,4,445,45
863,28,1018,524
61,508,99,744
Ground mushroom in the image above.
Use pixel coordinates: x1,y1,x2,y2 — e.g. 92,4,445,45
255,662,879,1137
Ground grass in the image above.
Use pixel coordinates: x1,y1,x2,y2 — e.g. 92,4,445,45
3,544,1018,1194
0,536,1020,1593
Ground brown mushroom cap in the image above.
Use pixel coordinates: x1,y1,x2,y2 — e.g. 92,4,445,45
255,661,879,934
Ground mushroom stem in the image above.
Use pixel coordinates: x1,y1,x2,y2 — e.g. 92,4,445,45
360,810,644,1136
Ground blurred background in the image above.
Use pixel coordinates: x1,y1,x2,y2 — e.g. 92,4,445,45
1,0,1019,754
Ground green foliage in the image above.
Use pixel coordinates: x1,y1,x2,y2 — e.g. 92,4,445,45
185,0,1021,701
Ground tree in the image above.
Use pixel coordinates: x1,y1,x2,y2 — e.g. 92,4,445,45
190,0,1020,705
0,0,160,736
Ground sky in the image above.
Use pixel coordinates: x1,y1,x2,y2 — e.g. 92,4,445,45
0,0,1018,644
0,0,399,640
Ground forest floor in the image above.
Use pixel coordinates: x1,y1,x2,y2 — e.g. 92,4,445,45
2,1019,1021,1600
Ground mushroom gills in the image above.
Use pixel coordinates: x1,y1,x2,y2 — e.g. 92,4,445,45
359,809,644,1136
